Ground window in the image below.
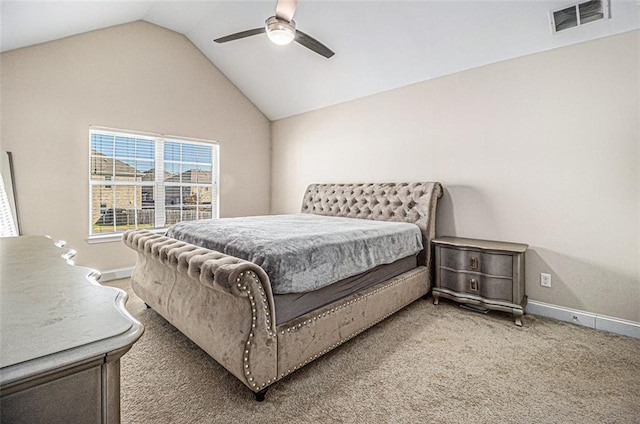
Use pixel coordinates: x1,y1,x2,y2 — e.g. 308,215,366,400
89,128,218,237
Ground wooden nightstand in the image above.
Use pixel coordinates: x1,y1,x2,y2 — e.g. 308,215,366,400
432,236,528,326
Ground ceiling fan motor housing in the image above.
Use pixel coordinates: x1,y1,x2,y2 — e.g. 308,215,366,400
265,16,296,45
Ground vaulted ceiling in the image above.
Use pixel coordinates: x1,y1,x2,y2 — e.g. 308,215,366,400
1,1,639,120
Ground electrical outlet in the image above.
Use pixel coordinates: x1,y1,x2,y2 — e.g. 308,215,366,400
540,273,552,288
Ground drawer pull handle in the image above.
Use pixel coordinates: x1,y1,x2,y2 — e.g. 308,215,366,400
469,278,479,292
470,257,479,270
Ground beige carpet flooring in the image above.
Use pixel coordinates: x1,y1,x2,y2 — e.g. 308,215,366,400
107,278,640,424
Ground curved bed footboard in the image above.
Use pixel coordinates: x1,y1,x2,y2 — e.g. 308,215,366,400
123,230,278,392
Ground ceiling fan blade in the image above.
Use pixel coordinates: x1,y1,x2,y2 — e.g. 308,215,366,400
214,28,265,43
275,0,298,22
295,30,334,58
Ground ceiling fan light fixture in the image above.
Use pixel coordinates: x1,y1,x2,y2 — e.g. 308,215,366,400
265,16,296,45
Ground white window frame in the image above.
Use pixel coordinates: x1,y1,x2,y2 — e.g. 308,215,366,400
88,127,219,243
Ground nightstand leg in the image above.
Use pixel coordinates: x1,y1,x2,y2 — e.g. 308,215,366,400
433,292,439,306
513,310,523,327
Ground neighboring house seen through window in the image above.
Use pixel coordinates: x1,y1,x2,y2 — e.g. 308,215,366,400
89,128,218,237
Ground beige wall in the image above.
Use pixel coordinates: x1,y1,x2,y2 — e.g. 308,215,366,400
272,31,640,322
0,21,271,271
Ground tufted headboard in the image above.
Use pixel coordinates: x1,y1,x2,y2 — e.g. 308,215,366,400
301,182,443,268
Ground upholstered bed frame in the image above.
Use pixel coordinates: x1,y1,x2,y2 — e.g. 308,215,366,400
123,182,442,400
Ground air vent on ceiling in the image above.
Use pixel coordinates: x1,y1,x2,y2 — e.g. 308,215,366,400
550,0,610,33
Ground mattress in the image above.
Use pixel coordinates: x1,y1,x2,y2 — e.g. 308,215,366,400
167,213,423,294
273,254,417,325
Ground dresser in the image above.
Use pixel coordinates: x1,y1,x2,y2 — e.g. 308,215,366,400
432,236,528,326
0,236,143,423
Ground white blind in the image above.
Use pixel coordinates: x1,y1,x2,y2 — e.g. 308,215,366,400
0,174,18,237
89,128,219,236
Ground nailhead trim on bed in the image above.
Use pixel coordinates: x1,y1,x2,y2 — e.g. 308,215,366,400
235,270,277,389
280,268,423,335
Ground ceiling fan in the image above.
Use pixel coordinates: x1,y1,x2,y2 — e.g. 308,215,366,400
213,0,335,58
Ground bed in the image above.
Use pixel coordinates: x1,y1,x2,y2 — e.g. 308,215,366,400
123,182,442,400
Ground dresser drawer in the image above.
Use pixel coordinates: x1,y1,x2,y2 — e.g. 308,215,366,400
439,247,512,277
439,269,513,303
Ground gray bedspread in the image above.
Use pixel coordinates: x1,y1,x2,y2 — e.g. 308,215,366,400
166,214,423,294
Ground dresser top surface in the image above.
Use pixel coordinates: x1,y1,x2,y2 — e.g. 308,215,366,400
0,235,142,375
433,236,528,253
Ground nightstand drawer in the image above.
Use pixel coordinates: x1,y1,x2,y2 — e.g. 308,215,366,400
440,247,512,277
439,269,513,302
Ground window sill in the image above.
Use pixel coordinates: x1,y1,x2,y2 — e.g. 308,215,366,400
86,228,166,244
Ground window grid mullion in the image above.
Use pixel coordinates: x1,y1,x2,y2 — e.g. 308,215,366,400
90,180,155,187
179,142,183,223
155,139,166,228
133,139,137,229
111,134,116,233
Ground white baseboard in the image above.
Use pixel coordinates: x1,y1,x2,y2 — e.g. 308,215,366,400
526,300,640,339
99,266,133,282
